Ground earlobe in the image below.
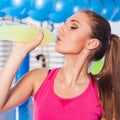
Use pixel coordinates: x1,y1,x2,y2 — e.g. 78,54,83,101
86,39,100,50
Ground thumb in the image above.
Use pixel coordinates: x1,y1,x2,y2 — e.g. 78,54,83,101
34,30,44,46
26,31,44,52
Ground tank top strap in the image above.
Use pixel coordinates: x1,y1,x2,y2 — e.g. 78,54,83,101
38,67,61,89
45,68,60,82
34,68,60,99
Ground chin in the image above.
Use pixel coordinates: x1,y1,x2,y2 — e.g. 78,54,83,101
55,46,64,54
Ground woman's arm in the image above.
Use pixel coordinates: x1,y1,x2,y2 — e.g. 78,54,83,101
0,67,48,113
0,32,43,113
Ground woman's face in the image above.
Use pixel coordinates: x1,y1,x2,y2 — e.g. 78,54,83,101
55,12,92,55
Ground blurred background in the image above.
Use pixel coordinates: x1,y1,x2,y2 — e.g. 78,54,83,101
0,0,120,120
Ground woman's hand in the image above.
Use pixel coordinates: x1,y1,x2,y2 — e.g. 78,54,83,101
12,30,44,54
0,30,44,112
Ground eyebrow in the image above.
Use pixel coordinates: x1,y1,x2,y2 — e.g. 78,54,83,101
67,19,80,24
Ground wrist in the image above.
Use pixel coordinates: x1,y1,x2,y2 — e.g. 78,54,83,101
11,49,27,58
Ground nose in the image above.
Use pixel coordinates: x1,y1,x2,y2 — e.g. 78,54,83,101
58,25,64,34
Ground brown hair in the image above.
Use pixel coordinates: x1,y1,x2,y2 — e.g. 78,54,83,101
82,10,120,120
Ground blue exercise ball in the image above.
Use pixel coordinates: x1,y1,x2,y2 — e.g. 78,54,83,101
49,11,68,23
101,0,115,20
29,0,52,21
111,0,120,21
0,0,9,9
0,11,6,17
73,0,89,13
0,0,9,17
89,0,103,15
49,0,74,23
3,0,30,19
28,10,49,21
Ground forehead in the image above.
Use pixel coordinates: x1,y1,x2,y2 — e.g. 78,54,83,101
67,12,89,23
67,12,92,35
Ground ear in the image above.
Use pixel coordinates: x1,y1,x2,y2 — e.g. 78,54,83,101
85,39,100,50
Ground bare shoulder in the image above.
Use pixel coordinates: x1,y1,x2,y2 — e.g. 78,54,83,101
29,68,49,96
29,68,49,78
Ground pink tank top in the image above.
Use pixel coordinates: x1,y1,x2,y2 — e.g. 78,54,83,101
33,68,103,120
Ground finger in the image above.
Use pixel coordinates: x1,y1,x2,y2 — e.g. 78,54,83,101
34,30,44,46
26,31,44,52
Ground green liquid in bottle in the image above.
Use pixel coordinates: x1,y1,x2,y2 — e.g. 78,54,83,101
0,24,55,46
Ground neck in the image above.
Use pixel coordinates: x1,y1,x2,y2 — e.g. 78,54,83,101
59,50,91,86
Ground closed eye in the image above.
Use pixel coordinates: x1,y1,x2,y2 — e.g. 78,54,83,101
70,26,78,29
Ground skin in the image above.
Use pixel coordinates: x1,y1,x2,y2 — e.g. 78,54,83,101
54,12,99,98
0,12,104,118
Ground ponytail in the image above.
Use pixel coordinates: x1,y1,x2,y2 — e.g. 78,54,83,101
94,34,120,120
110,34,120,120
83,10,120,120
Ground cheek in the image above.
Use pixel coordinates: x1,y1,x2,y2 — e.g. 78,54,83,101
68,34,87,51
55,36,86,54
69,40,85,54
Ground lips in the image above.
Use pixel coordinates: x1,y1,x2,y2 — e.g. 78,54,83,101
57,36,62,41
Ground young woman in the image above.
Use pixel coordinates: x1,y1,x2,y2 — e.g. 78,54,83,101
0,10,120,120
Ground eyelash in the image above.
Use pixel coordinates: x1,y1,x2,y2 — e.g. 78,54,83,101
64,22,78,30
70,26,78,29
